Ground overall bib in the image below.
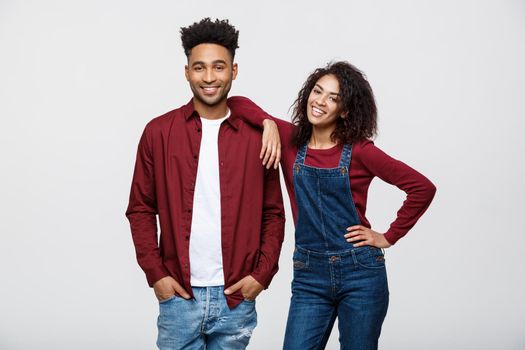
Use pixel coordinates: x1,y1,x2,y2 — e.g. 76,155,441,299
283,144,389,350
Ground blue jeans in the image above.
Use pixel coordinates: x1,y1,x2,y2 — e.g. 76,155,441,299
157,286,257,350
283,246,389,350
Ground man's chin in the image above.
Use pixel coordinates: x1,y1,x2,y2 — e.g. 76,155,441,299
194,94,228,107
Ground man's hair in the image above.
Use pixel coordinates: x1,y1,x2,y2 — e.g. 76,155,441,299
180,18,239,60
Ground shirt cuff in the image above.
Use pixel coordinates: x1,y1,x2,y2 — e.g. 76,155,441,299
384,230,399,246
145,264,171,287
250,271,272,290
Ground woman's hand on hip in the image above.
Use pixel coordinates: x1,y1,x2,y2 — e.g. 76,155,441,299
344,225,392,249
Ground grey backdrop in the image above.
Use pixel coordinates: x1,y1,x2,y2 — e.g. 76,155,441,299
1,0,524,349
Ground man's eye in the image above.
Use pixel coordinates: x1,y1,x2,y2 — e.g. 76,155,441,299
194,66,203,71
215,66,224,71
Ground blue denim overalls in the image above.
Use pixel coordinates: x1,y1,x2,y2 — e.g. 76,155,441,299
283,144,389,350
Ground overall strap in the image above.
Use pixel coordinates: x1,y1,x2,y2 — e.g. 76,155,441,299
338,144,353,168
295,144,308,165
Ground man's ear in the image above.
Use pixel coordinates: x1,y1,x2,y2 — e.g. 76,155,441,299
232,63,238,80
184,65,189,81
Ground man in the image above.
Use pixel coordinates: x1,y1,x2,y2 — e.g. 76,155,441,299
126,18,285,349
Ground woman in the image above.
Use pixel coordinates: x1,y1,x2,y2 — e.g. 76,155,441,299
230,61,436,349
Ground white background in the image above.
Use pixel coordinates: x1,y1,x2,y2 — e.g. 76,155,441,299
1,1,524,349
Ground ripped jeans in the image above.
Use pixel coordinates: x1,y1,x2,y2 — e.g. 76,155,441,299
157,286,257,350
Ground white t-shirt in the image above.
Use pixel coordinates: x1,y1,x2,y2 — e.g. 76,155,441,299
189,111,229,286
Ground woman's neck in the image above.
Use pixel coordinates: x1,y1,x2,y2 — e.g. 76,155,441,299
309,127,337,149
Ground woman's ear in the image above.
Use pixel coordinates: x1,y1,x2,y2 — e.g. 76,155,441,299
340,111,349,119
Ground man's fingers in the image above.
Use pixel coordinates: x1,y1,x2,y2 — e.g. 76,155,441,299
224,280,243,295
171,280,191,299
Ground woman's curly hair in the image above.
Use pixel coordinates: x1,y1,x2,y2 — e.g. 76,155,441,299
292,61,377,147
180,18,239,60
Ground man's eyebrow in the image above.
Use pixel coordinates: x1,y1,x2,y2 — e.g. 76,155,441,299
314,83,340,96
191,60,227,67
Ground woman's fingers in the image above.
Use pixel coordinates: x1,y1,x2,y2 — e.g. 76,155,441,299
352,239,370,247
344,227,366,238
261,119,281,168
346,233,366,242
259,140,267,159
262,142,281,169
274,147,281,169
345,227,373,246
266,144,276,169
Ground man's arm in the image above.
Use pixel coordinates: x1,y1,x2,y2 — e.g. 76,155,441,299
250,166,286,287
125,126,169,287
126,126,192,299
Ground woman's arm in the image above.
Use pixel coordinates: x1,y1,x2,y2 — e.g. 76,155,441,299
350,140,437,246
228,96,295,169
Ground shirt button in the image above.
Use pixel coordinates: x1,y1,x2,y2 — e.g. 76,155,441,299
185,235,189,240
193,155,197,159
220,162,224,166
330,256,338,262
187,209,192,213
196,128,201,132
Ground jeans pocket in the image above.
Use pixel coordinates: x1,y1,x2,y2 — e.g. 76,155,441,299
292,248,308,271
353,247,386,270
159,295,178,304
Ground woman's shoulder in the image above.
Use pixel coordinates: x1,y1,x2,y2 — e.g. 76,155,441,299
352,139,378,155
350,139,394,170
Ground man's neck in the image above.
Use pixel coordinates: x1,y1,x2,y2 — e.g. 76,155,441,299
193,98,229,120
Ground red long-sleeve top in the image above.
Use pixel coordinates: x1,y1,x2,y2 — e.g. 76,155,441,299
229,96,436,245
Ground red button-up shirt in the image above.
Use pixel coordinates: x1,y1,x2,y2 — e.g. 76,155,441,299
126,98,285,308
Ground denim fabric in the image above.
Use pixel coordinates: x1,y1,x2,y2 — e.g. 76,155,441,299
284,144,389,349
293,144,360,253
157,286,257,350
284,246,389,350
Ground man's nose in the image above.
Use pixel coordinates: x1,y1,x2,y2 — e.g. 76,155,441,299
203,69,215,84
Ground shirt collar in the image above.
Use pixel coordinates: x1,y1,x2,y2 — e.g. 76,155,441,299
182,98,241,130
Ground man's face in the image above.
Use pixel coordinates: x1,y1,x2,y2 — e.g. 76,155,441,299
185,43,238,108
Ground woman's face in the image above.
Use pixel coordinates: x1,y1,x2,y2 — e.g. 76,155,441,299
306,74,343,129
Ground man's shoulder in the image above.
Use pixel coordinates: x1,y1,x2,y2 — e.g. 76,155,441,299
144,102,190,134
